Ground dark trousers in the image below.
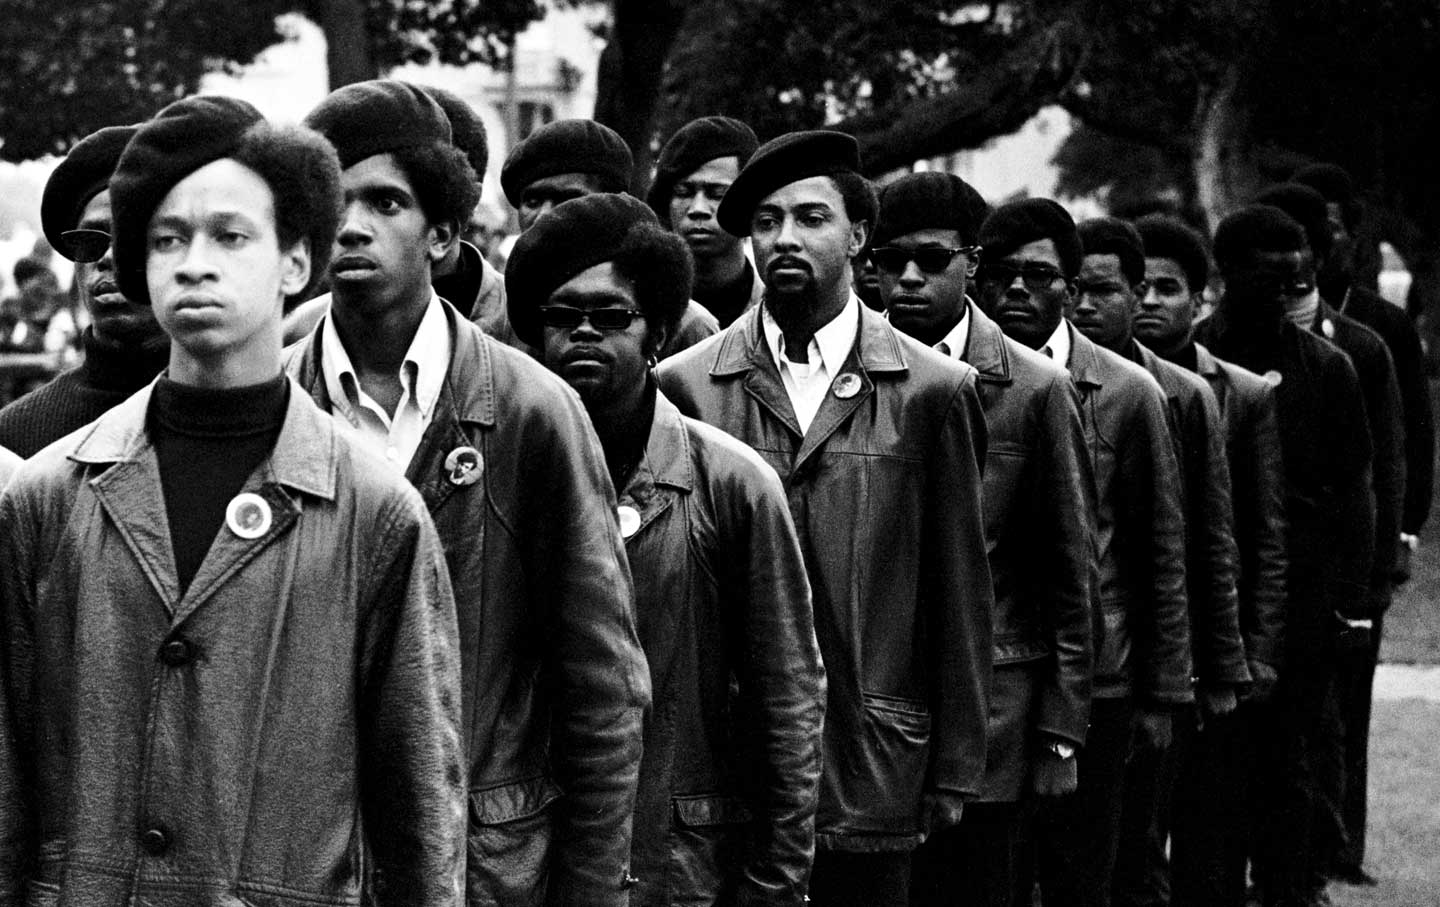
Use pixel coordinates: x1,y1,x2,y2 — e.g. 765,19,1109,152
911,801,1028,907
1169,705,1253,907
1328,610,1384,871
1111,706,1182,907
1015,696,1135,907
810,850,913,907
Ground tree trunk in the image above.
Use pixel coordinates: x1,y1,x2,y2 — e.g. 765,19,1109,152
322,0,378,90
1191,65,1262,234
592,0,687,194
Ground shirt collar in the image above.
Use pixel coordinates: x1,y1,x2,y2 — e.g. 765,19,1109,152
936,301,971,359
1044,317,1072,367
760,292,860,374
320,291,451,419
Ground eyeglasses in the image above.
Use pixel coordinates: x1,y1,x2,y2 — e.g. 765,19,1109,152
59,228,112,263
539,305,646,331
976,262,1067,290
870,245,978,275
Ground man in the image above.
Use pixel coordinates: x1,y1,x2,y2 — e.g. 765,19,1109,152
658,130,995,907
647,115,764,328
1071,216,1250,907
1133,213,1288,906
501,118,718,358
0,95,464,906
870,172,1095,907
974,199,1193,907
509,191,826,907
291,79,650,907
1195,205,1375,907
0,124,171,456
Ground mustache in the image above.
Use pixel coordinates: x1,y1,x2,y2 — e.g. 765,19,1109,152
560,345,611,365
88,277,121,296
767,256,812,276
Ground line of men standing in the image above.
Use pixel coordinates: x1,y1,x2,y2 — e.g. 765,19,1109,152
0,79,1432,907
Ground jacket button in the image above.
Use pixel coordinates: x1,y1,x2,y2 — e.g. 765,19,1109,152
141,826,170,855
160,639,192,667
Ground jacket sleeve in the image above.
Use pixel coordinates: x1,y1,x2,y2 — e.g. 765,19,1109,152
1322,352,1376,614
358,490,467,907
1232,380,1288,668
724,459,825,907
922,371,995,798
0,485,38,904
1185,381,1249,688
1356,338,1406,605
520,392,649,907
1032,374,1096,746
1387,306,1435,535
1123,383,1193,706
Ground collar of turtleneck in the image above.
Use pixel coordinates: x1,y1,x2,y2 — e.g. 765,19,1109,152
81,327,171,393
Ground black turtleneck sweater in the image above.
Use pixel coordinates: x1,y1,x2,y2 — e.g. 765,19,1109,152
147,374,289,593
595,378,657,494
0,328,170,457
693,258,757,329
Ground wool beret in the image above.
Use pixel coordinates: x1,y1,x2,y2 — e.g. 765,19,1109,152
978,198,1082,278
303,79,452,169
872,171,988,247
1135,214,1210,292
500,119,633,207
1254,183,1331,260
505,192,690,347
41,124,138,261
1078,216,1146,286
110,95,265,306
644,116,759,218
419,84,488,180
716,130,866,237
1292,162,1361,230
1213,205,1307,271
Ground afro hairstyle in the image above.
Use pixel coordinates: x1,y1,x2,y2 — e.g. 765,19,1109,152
1078,216,1146,286
1212,205,1307,273
1135,214,1211,293
978,198,1082,279
1292,162,1361,230
1253,183,1331,261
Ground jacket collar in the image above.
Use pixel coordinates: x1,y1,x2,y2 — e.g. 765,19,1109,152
959,302,1012,384
1063,322,1105,389
709,298,910,378
68,374,338,501
1192,341,1222,378
619,391,693,540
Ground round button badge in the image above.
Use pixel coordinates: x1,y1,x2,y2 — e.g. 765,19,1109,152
832,372,862,399
444,446,483,487
618,505,641,539
1263,369,1283,387
226,492,272,540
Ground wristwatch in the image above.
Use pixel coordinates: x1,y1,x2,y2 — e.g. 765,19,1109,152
1044,739,1076,760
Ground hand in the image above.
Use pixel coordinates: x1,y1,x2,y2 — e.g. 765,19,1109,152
1031,746,1079,797
1392,536,1414,585
1132,708,1173,751
1200,686,1238,719
1242,661,1279,704
920,790,966,836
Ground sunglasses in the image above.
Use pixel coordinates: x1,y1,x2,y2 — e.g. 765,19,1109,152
976,262,1067,290
870,245,978,275
539,305,646,331
60,228,112,263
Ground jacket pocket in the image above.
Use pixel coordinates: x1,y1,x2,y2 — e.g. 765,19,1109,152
467,776,562,907
852,693,931,832
668,796,751,907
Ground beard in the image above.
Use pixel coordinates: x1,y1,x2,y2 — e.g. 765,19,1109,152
763,281,825,335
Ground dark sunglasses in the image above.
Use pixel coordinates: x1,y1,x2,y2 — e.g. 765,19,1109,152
976,262,1067,290
59,228,112,263
869,245,978,275
539,305,646,331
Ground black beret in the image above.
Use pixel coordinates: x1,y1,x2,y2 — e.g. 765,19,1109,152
505,193,690,347
419,84,489,180
644,116,758,218
111,95,265,307
1135,214,1210,292
978,198,1082,278
500,119,633,207
304,79,452,169
41,124,138,261
715,130,867,237
1213,205,1307,271
1078,216,1146,286
1292,162,1361,230
872,171,988,247
1254,183,1331,260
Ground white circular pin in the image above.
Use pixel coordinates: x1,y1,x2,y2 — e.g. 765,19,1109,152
832,372,862,399
444,446,483,487
226,492,272,540
1263,369,1283,387
618,505,641,538
1322,318,1335,339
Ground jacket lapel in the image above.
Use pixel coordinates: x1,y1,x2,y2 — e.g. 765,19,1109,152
713,309,803,440
407,306,497,514
961,303,1014,386
620,396,692,541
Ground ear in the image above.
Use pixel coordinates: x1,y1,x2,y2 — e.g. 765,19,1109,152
428,218,460,264
643,318,671,362
848,219,869,259
279,239,312,298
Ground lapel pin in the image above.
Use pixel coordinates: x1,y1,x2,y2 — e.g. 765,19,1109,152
226,492,272,540
832,372,862,399
1321,318,1336,339
1263,369,1283,387
444,446,483,487
618,505,641,539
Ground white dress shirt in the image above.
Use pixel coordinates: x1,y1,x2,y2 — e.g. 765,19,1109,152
761,293,860,434
1043,317,1073,367
933,301,973,360
321,292,451,472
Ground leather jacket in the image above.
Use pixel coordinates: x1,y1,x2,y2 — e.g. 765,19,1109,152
0,383,465,907
658,300,995,852
625,391,825,907
287,304,650,907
